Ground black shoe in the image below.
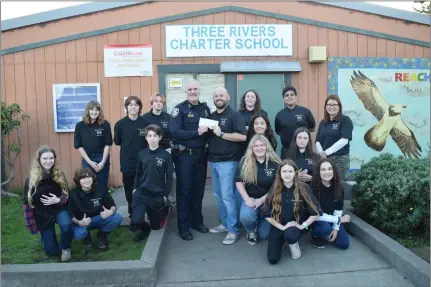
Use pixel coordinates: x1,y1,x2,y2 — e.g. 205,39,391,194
179,231,193,241
97,231,109,250
133,230,147,242
83,233,92,254
191,224,209,233
311,236,326,249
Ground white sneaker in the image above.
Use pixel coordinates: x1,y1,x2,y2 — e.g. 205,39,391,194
209,224,228,233
223,232,239,245
289,242,301,259
61,249,72,262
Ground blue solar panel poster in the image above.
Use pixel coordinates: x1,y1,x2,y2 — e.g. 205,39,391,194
52,83,101,132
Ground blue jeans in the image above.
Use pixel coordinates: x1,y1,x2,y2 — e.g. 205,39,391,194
311,221,350,249
239,202,271,239
39,210,73,256
209,161,239,234
234,187,243,224
73,213,122,240
82,153,110,194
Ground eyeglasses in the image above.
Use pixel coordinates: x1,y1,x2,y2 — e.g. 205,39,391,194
326,104,339,107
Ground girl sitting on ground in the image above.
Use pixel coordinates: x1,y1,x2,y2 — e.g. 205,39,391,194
69,167,122,251
263,159,322,265
235,135,281,245
23,145,73,262
310,159,351,249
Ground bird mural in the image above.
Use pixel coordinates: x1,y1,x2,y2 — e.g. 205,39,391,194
350,70,422,159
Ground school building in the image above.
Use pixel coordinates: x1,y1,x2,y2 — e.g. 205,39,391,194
1,1,429,188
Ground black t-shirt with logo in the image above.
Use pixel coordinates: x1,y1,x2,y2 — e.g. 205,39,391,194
275,106,316,148
240,109,268,128
294,150,315,176
69,186,116,220
141,110,172,150
74,120,113,155
316,115,353,155
313,182,344,215
235,159,278,199
209,106,247,162
133,147,174,198
114,116,149,175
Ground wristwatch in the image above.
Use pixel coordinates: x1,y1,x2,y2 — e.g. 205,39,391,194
219,132,225,138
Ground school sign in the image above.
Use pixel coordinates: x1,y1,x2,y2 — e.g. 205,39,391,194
165,24,293,57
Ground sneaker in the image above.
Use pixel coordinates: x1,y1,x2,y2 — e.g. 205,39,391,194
61,249,72,262
223,232,239,245
246,232,257,245
97,231,109,250
289,242,301,259
209,224,228,233
311,236,326,249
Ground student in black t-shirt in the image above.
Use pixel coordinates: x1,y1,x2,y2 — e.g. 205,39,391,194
130,124,174,242
245,114,277,151
263,159,322,265
141,93,172,150
69,167,122,251
114,96,148,219
285,127,320,184
236,134,281,245
238,89,268,129
315,95,353,182
275,86,316,160
74,101,113,193
23,145,73,262
310,160,351,249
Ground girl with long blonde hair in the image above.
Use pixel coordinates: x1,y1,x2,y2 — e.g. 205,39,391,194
263,159,322,265
235,135,280,245
23,145,73,262
74,101,113,194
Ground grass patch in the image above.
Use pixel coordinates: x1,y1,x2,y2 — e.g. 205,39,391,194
1,196,147,264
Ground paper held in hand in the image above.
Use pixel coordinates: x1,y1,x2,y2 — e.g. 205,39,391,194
199,118,219,129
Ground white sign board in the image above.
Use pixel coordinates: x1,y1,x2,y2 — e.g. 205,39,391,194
165,25,292,57
104,44,153,77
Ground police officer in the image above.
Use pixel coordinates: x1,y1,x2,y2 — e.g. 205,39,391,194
170,79,211,241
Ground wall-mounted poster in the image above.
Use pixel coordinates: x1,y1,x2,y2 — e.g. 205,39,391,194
328,57,430,170
104,44,153,77
53,83,101,132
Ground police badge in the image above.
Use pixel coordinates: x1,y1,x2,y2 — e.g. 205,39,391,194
171,108,179,118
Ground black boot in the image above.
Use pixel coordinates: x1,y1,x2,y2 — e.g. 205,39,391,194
83,233,92,254
97,231,109,250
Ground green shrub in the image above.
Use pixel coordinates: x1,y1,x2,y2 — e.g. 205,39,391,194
352,153,430,235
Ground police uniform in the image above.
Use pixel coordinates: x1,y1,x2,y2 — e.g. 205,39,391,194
169,100,211,238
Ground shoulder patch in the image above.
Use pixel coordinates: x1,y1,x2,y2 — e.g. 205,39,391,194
171,108,179,118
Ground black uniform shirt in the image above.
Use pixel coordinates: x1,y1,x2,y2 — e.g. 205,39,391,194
69,186,116,220
235,159,278,199
240,109,268,128
133,147,174,198
275,106,315,148
74,120,113,154
141,110,172,149
314,183,344,215
169,100,211,149
294,150,314,176
316,115,353,155
114,116,148,175
208,106,247,162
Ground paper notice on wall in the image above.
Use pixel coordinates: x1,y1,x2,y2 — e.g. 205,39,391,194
104,44,153,77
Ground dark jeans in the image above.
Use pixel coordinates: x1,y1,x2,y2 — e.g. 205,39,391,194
122,173,135,218
267,226,303,265
39,210,73,256
73,213,123,240
82,153,110,195
174,153,207,233
131,193,167,231
311,221,350,249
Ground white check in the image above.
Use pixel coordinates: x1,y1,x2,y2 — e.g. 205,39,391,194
199,118,219,128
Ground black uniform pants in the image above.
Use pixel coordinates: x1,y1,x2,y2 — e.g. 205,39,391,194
267,226,303,265
174,152,207,233
131,192,167,231
122,173,135,218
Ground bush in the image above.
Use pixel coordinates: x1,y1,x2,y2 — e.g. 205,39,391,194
352,153,430,235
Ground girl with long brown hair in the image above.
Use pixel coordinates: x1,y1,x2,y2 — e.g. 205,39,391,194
310,159,350,249
23,145,73,262
263,160,322,265
74,101,113,194
238,89,268,129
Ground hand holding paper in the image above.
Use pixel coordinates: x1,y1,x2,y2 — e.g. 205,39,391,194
199,118,219,129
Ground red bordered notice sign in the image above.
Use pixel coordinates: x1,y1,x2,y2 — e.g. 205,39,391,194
104,44,153,77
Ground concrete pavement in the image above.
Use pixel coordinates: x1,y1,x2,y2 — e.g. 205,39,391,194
113,186,415,287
